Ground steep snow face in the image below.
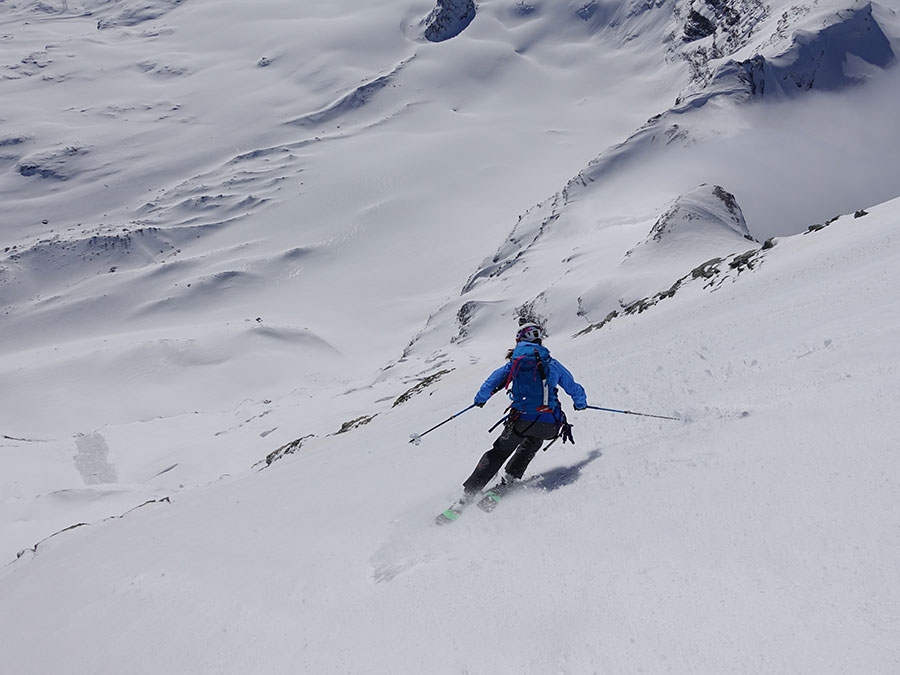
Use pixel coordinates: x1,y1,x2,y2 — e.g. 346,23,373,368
400,0,900,363
1,0,900,621
2,198,899,675
1,0,697,559
410,179,763,364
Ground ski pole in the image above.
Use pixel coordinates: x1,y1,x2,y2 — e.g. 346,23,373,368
585,405,680,421
543,417,575,451
488,415,508,433
409,403,478,445
542,436,560,453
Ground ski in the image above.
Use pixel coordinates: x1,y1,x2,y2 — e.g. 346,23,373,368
476,489,503,513
435,500,469,526
476,479,520,513
436,479,522,524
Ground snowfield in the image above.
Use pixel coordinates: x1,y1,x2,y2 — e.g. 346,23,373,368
2,0,899,673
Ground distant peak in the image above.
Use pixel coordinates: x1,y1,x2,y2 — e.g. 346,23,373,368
677,1,896,104
647,184,754,244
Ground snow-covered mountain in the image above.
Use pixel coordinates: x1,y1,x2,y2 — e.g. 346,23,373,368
2,1,899,672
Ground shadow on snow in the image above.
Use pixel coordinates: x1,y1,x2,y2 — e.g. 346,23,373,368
525,448,602,492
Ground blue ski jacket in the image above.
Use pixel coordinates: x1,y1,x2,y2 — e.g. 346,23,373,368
474,341,587,423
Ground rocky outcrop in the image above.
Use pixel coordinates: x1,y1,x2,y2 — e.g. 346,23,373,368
423,0,477,42
679,2,896,103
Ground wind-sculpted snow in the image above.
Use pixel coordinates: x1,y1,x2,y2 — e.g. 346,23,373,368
285,57,414,128
136,148,290,227
94,0,187,30
0,226,187,308
0,0,186,26
16,144,93,181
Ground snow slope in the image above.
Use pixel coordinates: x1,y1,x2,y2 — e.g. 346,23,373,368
3,196,899,674
2,0,900,672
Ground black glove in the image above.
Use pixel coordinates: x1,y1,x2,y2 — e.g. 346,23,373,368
474,401,485,408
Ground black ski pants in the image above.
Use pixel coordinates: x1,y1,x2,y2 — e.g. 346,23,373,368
463,417,559,494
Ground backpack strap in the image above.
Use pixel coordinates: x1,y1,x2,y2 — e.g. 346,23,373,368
532,348,552,412
504,356,525,392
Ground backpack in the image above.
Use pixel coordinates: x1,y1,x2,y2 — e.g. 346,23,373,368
505,342,557,414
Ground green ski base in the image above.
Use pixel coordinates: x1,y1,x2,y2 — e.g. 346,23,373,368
435,504,465,526
477,478,524,512
477,489,504,512
436,481,521,524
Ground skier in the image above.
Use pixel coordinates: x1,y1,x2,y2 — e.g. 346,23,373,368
460,322,587,503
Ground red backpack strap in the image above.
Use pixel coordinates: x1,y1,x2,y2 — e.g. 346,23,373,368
505,356,524,391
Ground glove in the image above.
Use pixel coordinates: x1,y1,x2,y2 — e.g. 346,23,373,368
474,401,486,408
574,403,586,411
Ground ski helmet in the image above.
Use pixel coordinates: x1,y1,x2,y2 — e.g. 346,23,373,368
515,322,543,343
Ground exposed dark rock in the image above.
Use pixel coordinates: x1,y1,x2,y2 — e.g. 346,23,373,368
693,258,723,279
258,434,315,468
691,2,895,102
453,301,477,343
728,248,760,271
393,369,454,407
423,0,476,42
577,2,599,21
575,243,773,337
334,415,377,435
684,10,715,41
513,2,536,16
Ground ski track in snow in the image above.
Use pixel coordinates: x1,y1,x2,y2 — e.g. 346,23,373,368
73,432,117,485
370,449,604,583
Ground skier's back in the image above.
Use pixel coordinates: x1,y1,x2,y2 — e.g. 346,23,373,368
461,322,587,500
